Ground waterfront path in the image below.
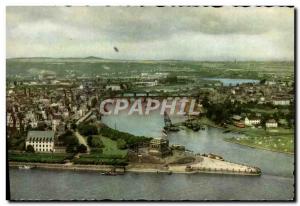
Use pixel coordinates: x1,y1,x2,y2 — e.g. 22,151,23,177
9,162,115,172
74,131,90,153
188,156,259,174
9,158,260,175
125,156,260,176
76,111,93,125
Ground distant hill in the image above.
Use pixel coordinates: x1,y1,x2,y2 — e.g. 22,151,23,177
7,57,294,63
84,56,105,60
8,56,106,61
6,57,294,80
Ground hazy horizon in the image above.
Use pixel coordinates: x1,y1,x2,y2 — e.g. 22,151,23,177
6,56,295,62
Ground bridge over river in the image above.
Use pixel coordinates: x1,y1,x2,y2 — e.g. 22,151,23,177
101,91,201,99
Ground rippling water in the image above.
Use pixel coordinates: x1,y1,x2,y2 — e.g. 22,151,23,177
9,112,294,200
9,169,293,201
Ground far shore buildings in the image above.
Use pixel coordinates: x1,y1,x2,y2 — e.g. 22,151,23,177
266,119,278,128
105,84,121,91
245,117,261,127
272,99,290,106
26,131,55,153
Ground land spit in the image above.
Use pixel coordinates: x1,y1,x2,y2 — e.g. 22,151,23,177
127,156,261,176
9,156,261,176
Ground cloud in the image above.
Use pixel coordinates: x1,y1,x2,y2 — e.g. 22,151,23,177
6,6,294,60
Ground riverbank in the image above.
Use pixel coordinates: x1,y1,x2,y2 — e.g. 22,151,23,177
175,116,294,155
196,117,224,129
9,162,120,172
224,138,294,155
9,155,261,176
174,117,224,129
223,126,294,154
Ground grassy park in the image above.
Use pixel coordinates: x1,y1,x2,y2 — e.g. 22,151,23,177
224,127,294,154
74,130,129,165
100,136,128,157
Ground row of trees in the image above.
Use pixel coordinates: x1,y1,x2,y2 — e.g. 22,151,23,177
99,126,152,149
77,122,152,149
87,135,103,148
77,124,98,136
203,97,245,124
58,130,87,153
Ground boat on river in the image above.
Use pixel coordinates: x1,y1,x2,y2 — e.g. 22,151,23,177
101,171,124,176
162,129,168,136
202,153,225,161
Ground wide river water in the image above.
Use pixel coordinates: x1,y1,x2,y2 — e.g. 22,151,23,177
202,78,260,86
9,112,294,200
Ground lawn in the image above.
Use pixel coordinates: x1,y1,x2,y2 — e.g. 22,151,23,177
224,125,294,154
225,134,294,154
226,124,293,137
74,136,128,166
100,136,127,157
83,135,127,157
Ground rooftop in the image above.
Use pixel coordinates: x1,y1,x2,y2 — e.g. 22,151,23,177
27,130,55,140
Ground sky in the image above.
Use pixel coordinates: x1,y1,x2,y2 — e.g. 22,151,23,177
6,6,294,61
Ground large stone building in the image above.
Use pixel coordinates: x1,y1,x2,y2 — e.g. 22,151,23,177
148,138,171,157
25,131,55,153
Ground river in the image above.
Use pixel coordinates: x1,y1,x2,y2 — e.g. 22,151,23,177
9,112,294,200
202,78,260,86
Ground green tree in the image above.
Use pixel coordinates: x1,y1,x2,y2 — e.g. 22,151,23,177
64,134,79,146
91,97,98,108
260,79,266,84
117,139,127,149
87,136,93,146
66,144,77,153
26,145,35,153
87,136,103,148
90,148,103,154
78,123,98,136
201,95,210,108
99,125,151,148
164,74,178,84
77,144,87,153
59,130,79,153
71,123,77,130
